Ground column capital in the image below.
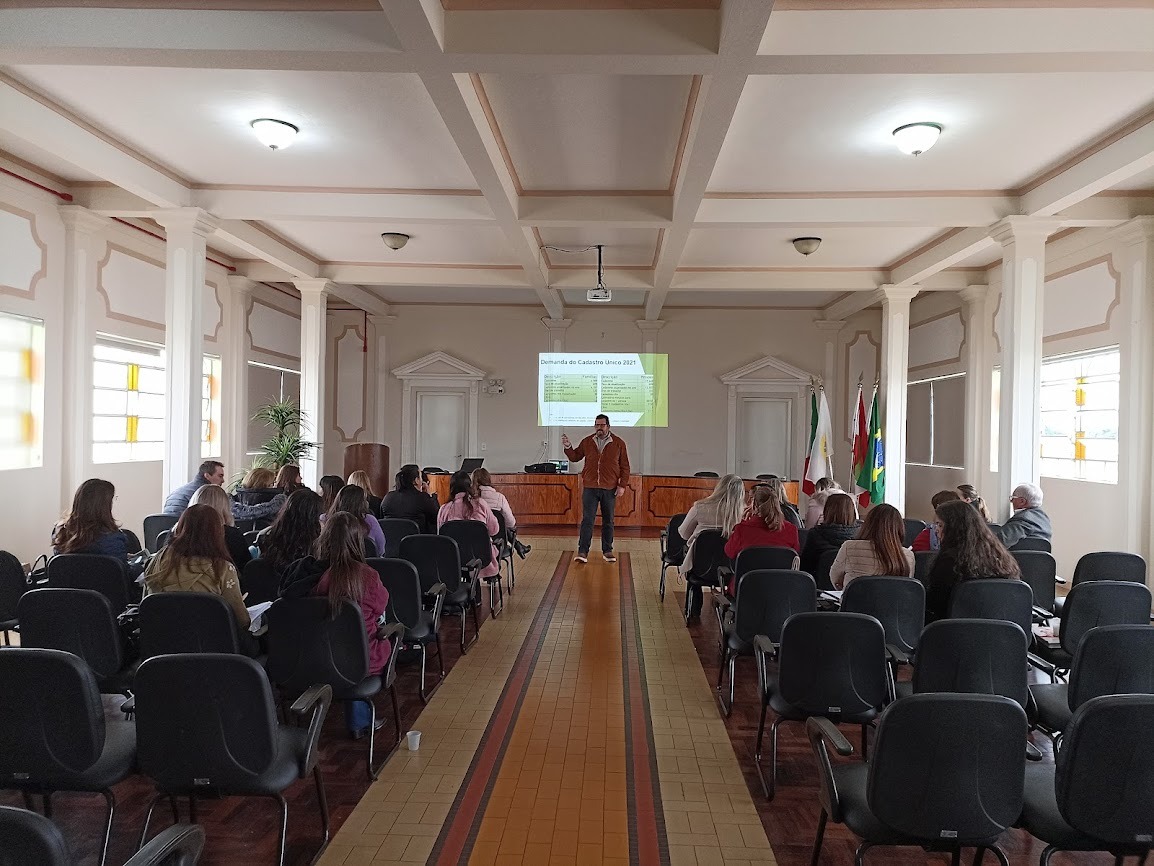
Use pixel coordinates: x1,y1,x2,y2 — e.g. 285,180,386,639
541,317,573,331
293,278,333,297
879,284,919,304
958,284,990,304
812,319,845,332
635,319,666,334
225,274,257,295
988,216,1063,247
57,205,110,234
1110,215,1154,249
152,207,218,238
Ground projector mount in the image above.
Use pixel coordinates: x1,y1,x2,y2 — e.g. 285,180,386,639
538,241,612,303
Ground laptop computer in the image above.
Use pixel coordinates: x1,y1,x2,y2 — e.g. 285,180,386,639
459,457,485,474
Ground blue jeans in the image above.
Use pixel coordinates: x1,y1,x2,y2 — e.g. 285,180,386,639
345,699,373,734
579,487,617,555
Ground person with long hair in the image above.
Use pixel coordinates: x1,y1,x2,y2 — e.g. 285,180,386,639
257,488,324,575
804,477,845,529
53,478,129,559
318,475,344,512
762,476,803,528
437,470,500,581
275,464,304,496
723,484,801,596
322,484,386,557
799,493,859,575
957,484,992,522
189,483,251,570
347,469,383,518
279,512,391,738
830,503,914,588
233,466,279,507
380,464,439,533
472,468,531,559
678,474,746,613
925,499,1022,622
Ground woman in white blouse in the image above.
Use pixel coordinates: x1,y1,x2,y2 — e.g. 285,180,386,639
830,503,914,589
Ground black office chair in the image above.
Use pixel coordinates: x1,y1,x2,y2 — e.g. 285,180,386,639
440,519,502,616
241,558,280,606
370,557,445,703
900,619,1029,710
379,518,421,559
154,530,172,552
0,648,137,866
796,528,808,551
493,510,516,591
1029,624,1154,746
0,549,26,645
1019,695,1154,865
1013,551,1059,620
841,575,925,670
754,611,888,799
401,534,481,654
912,550,936,586
47,553,133,614
1011,536,1052,553
714,569,815,717
1054,551,1147,616
729,546,799,599
755,474,778,480
421,466,446,475
139,592,240,658
902,519,927,548
658,514,687,602
143,514,179,554
134,653,331,866
809,693,1026,866
682,529,731,624
811,548,838,591
694,471,719,478
120,528,143,555
1033,580,1153,680
948,578,1034,651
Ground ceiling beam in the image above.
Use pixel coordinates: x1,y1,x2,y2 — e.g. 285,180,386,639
216,221,320,280
192,187,494,224
673,269,886,292
889,227,995,286
325,282,392,317
821,288,885,321
695,194,1018,228
518,195,672,229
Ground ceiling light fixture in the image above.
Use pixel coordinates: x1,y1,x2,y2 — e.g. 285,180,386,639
892,122,942,156
249,118,299,150
381,232,410,250
792,237,822,257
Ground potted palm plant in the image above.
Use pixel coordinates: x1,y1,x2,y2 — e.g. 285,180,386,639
252,397,315,469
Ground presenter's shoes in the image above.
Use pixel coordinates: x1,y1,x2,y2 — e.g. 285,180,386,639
603,551,617,563
575,553,588,564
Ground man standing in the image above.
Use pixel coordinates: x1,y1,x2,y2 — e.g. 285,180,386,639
993,482,1052,548
563,414,630,564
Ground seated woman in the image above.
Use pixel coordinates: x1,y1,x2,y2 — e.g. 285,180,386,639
257,488,324,576
762,476,803,528
142,504,257,655
723,484,801,596
189,483,252,570
278,512,391,739
347,470,383,519
437,471,500,583
323,485,386,558
472,468,531,559
804,477,847,529
830,503,914,588
677,474,745,615
380,464,439,534
957,483,993,522
275,464,305,496
52,478,142,576
233,467,279,507
911,490,962,551
799,493,858,575
318,475,344,512
925,499,1022,622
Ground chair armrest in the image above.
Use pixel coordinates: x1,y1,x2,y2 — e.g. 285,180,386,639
753,634,775,656
885,644,911,666
290,683,333,776
426,582,447,596
461,557,482,578
1028,652,1056,676
123,824,205,866
376,621,405,642
717,565,734,580
806,717,854,822
715,595,733,616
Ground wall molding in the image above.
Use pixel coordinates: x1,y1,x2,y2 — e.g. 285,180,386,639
0,202,48,300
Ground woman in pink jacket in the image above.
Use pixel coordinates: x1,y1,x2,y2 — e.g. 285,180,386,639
437,471,500,580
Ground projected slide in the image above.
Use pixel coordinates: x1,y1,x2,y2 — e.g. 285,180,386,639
538,353,668,427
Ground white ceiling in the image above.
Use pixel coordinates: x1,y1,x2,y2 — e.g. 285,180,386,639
537,227,659,268
261,220,518,265
681,226,943,269
0,130,102,182
665,290,840,308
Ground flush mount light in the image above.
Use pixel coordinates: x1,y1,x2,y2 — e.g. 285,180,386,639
892,122,942,156
249,118,299,150
792,237,822,257
381,232,410,250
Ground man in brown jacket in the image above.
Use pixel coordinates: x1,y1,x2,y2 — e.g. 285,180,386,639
563,414,631,564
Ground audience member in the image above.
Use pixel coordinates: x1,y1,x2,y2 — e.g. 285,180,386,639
258,488,324,576
799,493,858,575
318,475,344,512
347,470,383,518
279,512,391,739
723,484,801,597
380,464,439,533
275,464,304,496
911,490,963,551
804,477,848,529
437,471,500,582
52,479,142,576
233,467,279,507
925,500,1021,622
763,477,803,528
142,504,257,655
162,460,224,516
993,482,1052,548
679,473,745,576
830,503,914,588
473,468,531,559
323,485,386,557
957,483,992,522
188,483,252,570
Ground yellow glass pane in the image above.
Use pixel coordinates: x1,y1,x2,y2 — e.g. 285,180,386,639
126,415,139,443
127,363,139,392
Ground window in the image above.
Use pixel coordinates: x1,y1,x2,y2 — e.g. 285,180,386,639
906,373,965,468
247,361,301,455
0,311,45,470
202,355,221,459
1040,347,1119,484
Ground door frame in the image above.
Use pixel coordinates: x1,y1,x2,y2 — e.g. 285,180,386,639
736,395,794,479
392,351,486,465
415,389,468,470
720,355,814,479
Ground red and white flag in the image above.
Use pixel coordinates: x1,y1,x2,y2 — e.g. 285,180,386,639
850,383,870,508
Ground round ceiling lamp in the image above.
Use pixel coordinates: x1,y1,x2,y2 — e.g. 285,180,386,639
249,118,299,150
892,122,942,156
381,232,411,250
792,237,822,256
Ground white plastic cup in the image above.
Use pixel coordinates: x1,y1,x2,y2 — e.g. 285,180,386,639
406,730,422,751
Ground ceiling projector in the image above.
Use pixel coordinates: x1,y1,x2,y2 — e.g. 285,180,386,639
587,285,612,303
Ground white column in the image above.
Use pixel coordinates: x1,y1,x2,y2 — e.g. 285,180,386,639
1112,217,1154,566
294,279,331,488
223,275,254,475
960,284,994,492
541,317,572,460
813,319,844,387
636,319,665,475
879,285,918,513
368,312,397,444
57,206,110,501
153,208,217,497
989,217,1061,519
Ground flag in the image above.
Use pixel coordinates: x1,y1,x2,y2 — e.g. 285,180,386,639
864,385,886,505
850,383,870,508
803,386,834,495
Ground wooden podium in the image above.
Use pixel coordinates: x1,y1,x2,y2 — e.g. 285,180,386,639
343,444,390,497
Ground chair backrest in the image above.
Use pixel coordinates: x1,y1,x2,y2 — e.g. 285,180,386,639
812,548,838,591
0,550,27,622
0,648,107,787
1068,624,1154,712
734,546,798,582
155,530,173,551
913,550,937,586
796,528,808,551
663,514,688,562
694,471,719,478
684,529,728,584
869,693,1026,843
1013,551,1057,612
367,557,424,629
265,597,370,694
439,519,494,569
143,513,180,554
1071,551,1147,586
240,558,280,606
1059,580,1153,654
380,518,422,559
140,592,239,658
902,519,927,548
47,553,131,614
948,578,1033,648
912,619,1029,708
135,653,280,791
0,806,70,866
777,611,888,717
1055,694,1154,844
841,576,925,655
17,588,125,678
493,511,512,548
1010,536,1052,553
121,528,143,555
733,570,816,645
400,534,463,593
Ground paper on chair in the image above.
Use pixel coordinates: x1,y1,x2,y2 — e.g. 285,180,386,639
247,600,273,634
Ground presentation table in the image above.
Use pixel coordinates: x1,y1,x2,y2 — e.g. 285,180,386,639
428,473,799,529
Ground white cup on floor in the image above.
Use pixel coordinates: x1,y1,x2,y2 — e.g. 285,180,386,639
406,730,421,751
